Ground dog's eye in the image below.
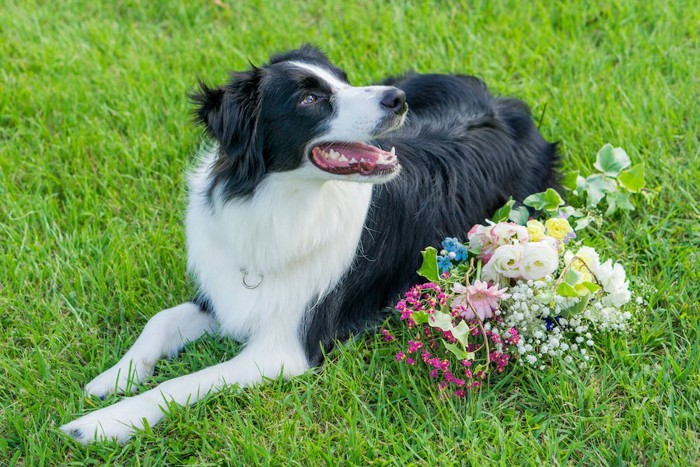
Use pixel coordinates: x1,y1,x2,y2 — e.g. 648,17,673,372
300,94,319,105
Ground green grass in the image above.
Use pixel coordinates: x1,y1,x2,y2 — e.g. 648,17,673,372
1,0,698,464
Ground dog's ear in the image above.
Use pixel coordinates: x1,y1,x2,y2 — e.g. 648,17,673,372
191,67,265,199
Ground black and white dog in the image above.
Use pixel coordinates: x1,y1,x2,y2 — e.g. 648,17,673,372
61,45,556,443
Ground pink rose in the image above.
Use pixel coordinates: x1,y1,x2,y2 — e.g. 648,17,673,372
490,222,530,246
468,224,497,262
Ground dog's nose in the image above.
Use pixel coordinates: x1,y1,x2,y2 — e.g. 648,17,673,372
380,88,407,115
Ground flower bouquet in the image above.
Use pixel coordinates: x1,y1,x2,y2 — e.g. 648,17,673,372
384,145,650,397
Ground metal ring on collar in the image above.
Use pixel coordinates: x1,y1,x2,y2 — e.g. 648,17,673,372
240,268,263,289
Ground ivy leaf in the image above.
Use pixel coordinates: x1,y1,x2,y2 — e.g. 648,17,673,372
417,247,440,283
574,215,595,230
523,188,565,212
575,174,617,207
561,170,579,191
429,310,454,332
490,198,514,223
559,296,590,318
594,144,631,177
509,205,530,225
563,269,583,286
618,164,645,193
443,341,473,360
558,206,584,219
556,282,581,298
451,320,471,347
605,190,635,215
577,281,601,295
411,311,430,325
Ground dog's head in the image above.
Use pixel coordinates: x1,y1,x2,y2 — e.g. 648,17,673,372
192,44,407,199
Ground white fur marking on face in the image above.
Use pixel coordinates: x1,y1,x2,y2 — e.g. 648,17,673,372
286,61,350,91
288,61,397,144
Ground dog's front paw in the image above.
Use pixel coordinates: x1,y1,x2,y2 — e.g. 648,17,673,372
84,358,154,398
61,394,162,445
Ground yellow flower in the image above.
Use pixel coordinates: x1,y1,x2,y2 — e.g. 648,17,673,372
526,220,546,242
545,217,573,240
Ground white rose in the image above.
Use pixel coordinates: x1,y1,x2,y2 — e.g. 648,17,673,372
519,241,559,281
483,243,523,280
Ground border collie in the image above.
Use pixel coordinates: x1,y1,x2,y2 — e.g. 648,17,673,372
61,45,557,444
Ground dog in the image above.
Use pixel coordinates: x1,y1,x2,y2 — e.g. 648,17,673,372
61,45,557,444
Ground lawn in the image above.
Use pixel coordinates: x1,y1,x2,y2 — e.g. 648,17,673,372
1,0,698,464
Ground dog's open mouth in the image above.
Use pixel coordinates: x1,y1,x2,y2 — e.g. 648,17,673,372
310,142,399,176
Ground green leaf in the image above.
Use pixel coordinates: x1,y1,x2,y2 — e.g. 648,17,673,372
451,320,471,346
556,282,581,297
559,296,589,318
417,247,440,282
443,341,473,360
558,206,584,219
594,144,631,177
561,170,579,191
618,164,645,193
563,269,583,286
605,190,635,215
490,198,515,223
411,311,429,325
523,188,565,212
574,215,594,230
575,174,617,207
428,310,454,332
578,281,601,294
509,205,530,225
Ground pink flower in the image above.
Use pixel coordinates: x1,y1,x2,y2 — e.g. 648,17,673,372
490,222,530,245
468,224,497,261
452,280,509,320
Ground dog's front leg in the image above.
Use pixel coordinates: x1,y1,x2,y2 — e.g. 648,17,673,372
84,302,218,398
61,335,309,444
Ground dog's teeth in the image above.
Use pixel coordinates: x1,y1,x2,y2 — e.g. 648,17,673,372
390,146,395,156
338,155,348,162
350,158,358,164
360,158,366,163
329,149,340,160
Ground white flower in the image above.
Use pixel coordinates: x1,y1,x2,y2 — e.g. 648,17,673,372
482,243,523,280
596,259,631,307
604,288,632,307
518,241,559,281
490,222,530,245
564,246,600,282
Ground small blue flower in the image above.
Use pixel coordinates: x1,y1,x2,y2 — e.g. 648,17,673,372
441,237,459,251
441,237,467,262
544,316,562,331
437,255,452,274
453,243,468,261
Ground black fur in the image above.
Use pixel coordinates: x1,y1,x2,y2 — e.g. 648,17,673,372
191,47,349,200
191,45,557,367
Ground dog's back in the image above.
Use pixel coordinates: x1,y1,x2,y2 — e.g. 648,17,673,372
303,73,557,364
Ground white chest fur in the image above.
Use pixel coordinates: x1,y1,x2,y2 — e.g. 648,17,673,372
185,151,373,343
